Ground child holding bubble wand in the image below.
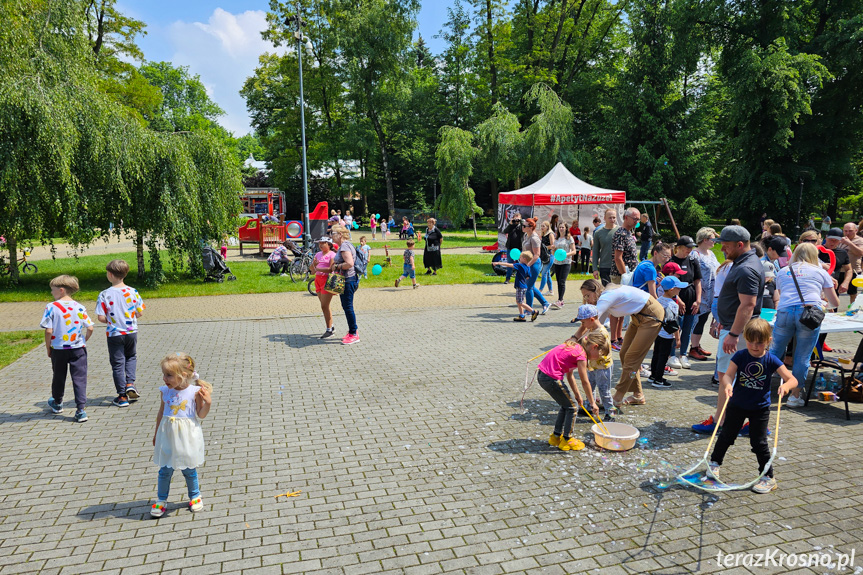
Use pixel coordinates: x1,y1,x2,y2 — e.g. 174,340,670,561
707,318,796,493
536,332,606,451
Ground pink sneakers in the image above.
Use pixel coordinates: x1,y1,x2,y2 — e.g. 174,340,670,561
342,334,360,345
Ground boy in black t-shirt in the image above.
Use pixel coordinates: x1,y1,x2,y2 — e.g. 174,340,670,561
709,318,797,494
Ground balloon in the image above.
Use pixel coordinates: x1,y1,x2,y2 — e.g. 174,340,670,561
852,277,863,288
352,221,359,229
375,213,381,219
817,244,836,275
372,264,382,276
509,248,521,261
554,248,567,262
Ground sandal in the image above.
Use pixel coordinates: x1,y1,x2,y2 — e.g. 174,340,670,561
622,396,646,406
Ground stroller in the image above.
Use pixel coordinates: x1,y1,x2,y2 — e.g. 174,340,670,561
202,245,236,282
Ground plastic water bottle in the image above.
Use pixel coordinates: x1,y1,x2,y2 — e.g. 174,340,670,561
815,375,827,391
831,371,844,393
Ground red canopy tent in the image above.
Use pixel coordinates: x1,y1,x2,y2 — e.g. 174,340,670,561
497,162,626,233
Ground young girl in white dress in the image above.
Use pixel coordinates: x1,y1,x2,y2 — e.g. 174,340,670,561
150,353,212,518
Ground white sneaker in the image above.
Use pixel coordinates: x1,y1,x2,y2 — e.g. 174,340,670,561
639,366,651,378
786,396,805,407
679,356,692,369
667,356,682,369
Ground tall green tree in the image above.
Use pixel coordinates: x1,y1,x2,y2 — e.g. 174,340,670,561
140,61,227,135
334,0,421,216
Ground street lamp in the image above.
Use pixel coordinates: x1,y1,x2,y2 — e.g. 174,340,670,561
285,11,314,245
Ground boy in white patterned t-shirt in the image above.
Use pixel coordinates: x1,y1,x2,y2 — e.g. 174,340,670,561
96,260,145,408
41,275,94,422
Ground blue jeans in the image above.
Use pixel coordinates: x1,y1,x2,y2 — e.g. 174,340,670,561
157,466,200,501
525,260,549,309
539,259,553,292
769,305,821,391
677,312,698,357
339,275,359,335
640,241,651,261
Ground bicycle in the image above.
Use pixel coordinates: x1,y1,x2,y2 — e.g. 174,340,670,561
1,249,38,276
289,248,315,283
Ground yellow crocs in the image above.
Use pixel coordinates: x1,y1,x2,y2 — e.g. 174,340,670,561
558,437,585,451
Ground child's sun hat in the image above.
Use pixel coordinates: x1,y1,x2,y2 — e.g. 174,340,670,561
576,304,599,321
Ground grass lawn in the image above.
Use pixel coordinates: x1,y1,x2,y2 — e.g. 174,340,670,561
0,331,42,369
0,249,593,302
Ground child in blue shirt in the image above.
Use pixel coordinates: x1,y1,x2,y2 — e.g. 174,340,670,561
649,276,685,388
710,318,796,494
495,252,539,322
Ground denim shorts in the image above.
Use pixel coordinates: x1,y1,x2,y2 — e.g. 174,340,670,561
716,329,733,373
402,264,415,279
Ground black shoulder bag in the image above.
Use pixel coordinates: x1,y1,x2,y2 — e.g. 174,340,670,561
789,263,825,330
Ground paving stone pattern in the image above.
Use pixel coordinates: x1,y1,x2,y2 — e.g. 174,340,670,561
1,297,862,575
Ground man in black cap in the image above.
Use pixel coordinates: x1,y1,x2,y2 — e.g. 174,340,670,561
823,228,852,296
693,225,765,434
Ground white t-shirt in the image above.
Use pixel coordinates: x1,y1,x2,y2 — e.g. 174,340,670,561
40,299,94,349
580,233,593,250
344,214,353,227
775,263,834,309
596,286,651,323
96,286,145,337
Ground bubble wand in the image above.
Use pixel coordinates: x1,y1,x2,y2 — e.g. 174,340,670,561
675,389,784,492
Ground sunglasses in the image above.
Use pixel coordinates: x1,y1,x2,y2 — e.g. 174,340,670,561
802,239,818,243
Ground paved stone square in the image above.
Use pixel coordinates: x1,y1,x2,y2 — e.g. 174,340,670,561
1,290,862,575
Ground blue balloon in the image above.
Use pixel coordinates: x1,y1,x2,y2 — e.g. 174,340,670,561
509,248,521,261
372,264,382,276
375,213,381,219
554,248,566,262
352,221,359,229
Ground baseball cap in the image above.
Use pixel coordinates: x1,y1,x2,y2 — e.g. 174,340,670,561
762,260,776,278
676,236,696,248
718,225,750,243
827,227,844,238
576,304,599,321
317,236,332,243
766,237,787,254
661,262,686,276
660,276,688,290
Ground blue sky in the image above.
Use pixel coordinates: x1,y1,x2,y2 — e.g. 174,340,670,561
118,1,453,136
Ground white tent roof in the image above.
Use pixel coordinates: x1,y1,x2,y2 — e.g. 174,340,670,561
498,162,625,205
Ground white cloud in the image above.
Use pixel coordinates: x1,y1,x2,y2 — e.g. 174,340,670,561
167,8,285,136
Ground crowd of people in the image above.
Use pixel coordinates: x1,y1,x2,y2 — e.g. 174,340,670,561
499,209,858,494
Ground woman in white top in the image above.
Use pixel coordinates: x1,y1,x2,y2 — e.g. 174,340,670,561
689,227,720,360
578,226,593,274
770,243,839,406
579,279,664,406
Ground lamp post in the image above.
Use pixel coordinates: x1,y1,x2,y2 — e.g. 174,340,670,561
285,11,313,245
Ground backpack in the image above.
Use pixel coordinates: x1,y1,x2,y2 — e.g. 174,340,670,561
352,242,368,277
539,236,551,264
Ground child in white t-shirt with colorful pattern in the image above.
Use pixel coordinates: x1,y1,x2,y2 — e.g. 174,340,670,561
96,259,145,408
41,275,94,423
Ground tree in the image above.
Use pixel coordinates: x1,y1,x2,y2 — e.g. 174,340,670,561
436,0,474,128
140,61,227,135
334,0,421,216
84,0,163,123
436,126,481,232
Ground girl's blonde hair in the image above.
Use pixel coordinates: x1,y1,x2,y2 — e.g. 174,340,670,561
790,242,820,267
540,221,552,235
160,353,212,392
578,330,611,356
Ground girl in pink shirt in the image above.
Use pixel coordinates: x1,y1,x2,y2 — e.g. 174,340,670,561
536,332,607,451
